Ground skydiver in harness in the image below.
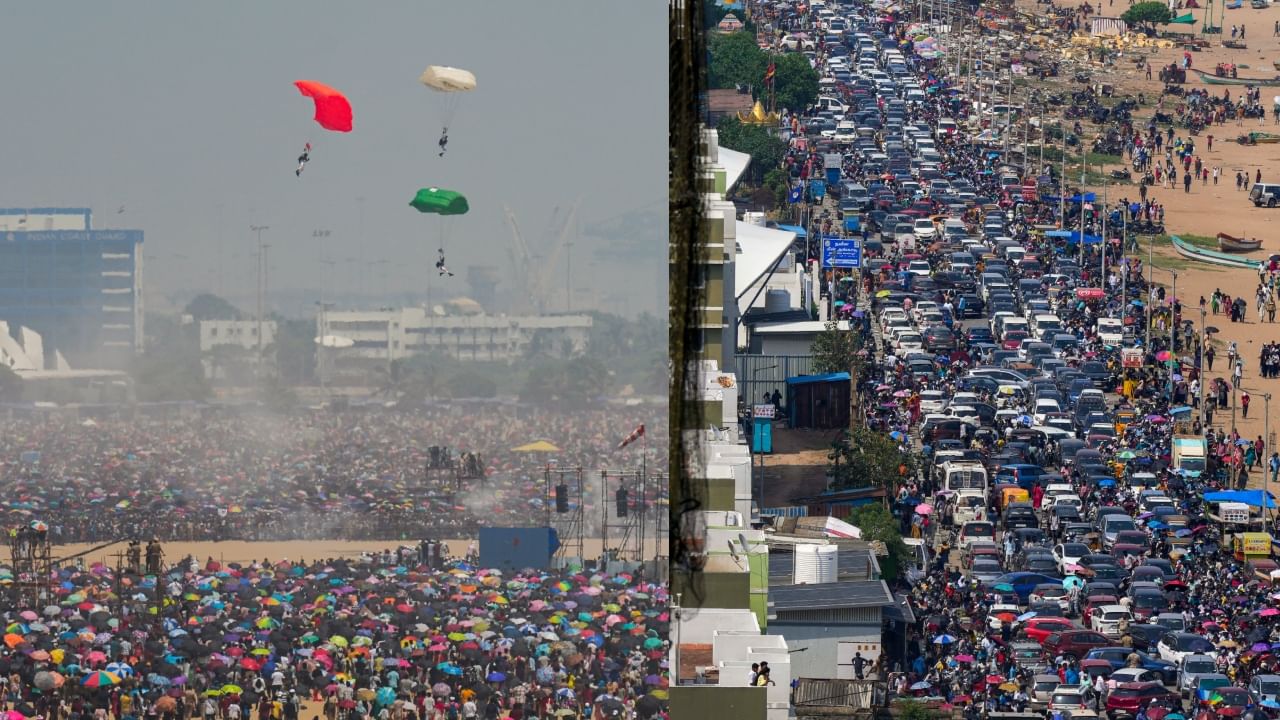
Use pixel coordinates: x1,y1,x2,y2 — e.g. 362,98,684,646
438,127,448,157
435,248,453,277
296,143,312,177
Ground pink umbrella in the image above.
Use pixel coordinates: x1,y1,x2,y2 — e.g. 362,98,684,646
915,503,934,515
1259,608,1280,617
954,654,975,663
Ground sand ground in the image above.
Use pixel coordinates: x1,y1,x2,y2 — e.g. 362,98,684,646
50,538,663,569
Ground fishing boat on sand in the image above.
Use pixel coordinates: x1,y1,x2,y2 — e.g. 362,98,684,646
1218,232,1264,252
1196,69,1280,87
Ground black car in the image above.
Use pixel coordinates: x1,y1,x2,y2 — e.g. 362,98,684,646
1004,503,1040,530
958,293,985,317
1021,553,1059,575
923,326,957,353
1126,624,1167,653
966,327,995,344
1079,360,1110,384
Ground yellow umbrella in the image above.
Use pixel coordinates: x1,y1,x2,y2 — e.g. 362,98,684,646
875,290,891,298
511,440,561,453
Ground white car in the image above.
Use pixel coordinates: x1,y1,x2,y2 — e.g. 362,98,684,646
1033,398,1061,425
1053,542,1090,573
911,301,940,324
895,331,925,354
1109,668,1161,686
906,260,932,278
1088,605,1133,638
912,218,937,240
1028,585,1072,612
1158,633,1219,665
919,390,947,414
987,603,1023,631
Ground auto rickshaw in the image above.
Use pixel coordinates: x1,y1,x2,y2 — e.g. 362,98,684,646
998,484,1030,510
1114,408,1137,435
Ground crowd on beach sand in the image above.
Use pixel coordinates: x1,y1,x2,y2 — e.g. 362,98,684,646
0,545,668,720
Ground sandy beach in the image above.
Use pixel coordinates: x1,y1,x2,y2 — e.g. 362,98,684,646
996,1,1280,487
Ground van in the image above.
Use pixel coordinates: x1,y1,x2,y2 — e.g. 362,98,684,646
902,537,930,585
816,96,848,113
1250,182,1280,207
1032,313,1063,339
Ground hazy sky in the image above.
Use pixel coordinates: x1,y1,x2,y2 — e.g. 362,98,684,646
0,3,666,317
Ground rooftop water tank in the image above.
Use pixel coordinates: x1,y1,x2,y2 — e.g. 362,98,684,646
793,544,838,585
765,288,791,314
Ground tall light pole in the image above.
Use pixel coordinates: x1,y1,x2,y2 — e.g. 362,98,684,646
1266,393,1272,520
251,225,269,365
1198,307,1207,430
1168,271,1178,402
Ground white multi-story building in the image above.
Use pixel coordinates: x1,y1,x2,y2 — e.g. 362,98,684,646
316,307,592,377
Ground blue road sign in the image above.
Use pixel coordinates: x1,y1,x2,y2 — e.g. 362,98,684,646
821,237,862,269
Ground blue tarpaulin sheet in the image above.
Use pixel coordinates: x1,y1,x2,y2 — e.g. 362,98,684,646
1045,229,1102,244
786,372,851,385
1204,490,1277,509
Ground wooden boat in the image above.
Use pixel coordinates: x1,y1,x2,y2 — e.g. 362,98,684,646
1218,232,1263,252
1196,69,1280,86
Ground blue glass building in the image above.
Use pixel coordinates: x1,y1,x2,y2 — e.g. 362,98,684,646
0,208,143,370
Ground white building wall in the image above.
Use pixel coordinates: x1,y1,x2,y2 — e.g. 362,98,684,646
0,209,90,232
320,308,592,365
199,320,277,353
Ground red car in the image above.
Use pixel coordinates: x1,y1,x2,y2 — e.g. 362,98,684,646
1021,617,1078,643
1041,629,1111,662
1105,682,1179,719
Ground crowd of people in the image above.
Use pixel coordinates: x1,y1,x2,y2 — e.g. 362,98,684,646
0,408,667,544
0,545,668,720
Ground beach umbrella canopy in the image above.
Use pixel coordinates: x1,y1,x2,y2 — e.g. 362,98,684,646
81,671,121,688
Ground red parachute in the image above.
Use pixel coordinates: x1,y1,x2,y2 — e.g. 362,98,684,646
294,80,353,132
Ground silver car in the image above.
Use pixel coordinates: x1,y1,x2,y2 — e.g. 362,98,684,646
1250,673,1280,707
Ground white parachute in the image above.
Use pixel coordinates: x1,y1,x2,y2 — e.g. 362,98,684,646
420,66,476,153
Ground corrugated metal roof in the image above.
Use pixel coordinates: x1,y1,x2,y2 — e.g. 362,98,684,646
768,579,895,611
794,678,878,708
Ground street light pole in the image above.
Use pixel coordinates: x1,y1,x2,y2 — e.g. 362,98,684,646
1168,271,1177,402
1198,307,1207,430
1266,393,1272,521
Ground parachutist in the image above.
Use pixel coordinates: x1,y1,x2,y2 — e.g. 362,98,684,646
436,248,453,277
438,128,448,157
296,143,312,177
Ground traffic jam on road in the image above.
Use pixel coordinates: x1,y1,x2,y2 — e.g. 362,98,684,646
774,0,1280,718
